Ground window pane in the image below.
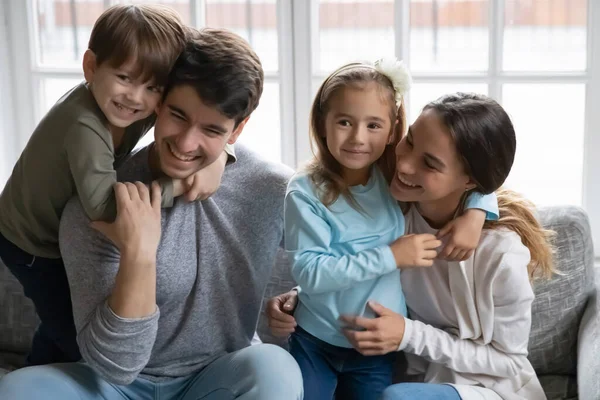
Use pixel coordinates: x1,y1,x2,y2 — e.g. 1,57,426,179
317,0,395,73
410,0,489,73
237,82,281,162
504,0,587,71
409,83,487,123
34,1,191,68
204,0,278,73
35,0,104,67
39,77,83,118
502,84,584,206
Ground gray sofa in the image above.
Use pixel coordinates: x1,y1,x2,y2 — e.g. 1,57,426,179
1,206,599,399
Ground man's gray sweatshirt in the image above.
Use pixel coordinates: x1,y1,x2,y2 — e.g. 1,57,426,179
59,144,293,385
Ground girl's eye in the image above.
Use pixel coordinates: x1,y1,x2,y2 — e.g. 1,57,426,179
337,120,351,127
117,74,130,82
368,123,382,130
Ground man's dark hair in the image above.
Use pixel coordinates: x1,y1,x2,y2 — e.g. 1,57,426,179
165,27,264,127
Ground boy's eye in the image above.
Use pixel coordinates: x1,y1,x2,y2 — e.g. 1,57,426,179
147,86,163,93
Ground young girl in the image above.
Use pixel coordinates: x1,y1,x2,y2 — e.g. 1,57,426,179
284,61,499,400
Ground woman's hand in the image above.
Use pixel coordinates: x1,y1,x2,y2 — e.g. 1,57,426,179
266,289,299,337
340,301,406,356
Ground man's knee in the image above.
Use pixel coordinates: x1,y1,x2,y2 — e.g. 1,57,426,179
0,366,72,399
240,343,303,399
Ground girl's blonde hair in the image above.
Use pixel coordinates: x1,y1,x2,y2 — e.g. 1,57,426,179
306,63,405,209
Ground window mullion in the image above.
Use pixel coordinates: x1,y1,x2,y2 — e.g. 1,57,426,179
191,0,205,28
277,0,296,167
291,0,314,168
395,0,410,117
489,0,504,102
7,1,36,151
583,0,600,256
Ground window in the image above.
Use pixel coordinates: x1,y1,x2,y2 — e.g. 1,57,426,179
3,0,600,254
21,0,283,162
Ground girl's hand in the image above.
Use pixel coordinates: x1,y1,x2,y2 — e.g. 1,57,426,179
389,233,441,268
437,208,486,261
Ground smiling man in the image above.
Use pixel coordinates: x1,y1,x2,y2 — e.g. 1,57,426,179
0,28,303,400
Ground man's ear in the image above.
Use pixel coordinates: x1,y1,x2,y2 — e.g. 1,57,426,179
228,116,250,145
82,50,97,83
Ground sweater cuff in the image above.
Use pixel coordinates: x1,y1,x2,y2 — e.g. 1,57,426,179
397,317,414,351
157,176,174,208
380,245,398,274
100,300,160,334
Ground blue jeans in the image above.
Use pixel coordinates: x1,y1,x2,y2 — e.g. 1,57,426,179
0,232,80,365
0,344,303,399
289,326,396,400
380,383,462,400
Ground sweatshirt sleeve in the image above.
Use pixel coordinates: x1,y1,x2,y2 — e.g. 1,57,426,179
64,123,176,221
464,191,498,221
398,241,533,378
59,199,159,385
285,189,397,295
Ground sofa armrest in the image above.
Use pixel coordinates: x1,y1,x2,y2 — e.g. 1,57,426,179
577,272,600,400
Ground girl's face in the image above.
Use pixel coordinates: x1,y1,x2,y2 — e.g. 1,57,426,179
324,82,395,185
390,108,475,204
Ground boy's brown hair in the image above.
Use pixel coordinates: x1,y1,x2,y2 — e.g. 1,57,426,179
88,4,186,87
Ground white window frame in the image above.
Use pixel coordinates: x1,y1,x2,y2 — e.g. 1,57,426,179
3,0,600,256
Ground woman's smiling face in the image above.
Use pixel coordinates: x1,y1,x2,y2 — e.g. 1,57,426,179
389,108,475,205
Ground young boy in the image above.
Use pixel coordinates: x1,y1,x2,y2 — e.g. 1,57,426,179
0,4,232,366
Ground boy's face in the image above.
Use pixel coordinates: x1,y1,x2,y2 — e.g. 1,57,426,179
83,50,163,130
152,85,247,179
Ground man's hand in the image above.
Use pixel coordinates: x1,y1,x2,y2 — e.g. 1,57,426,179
91,182,162,259
341,301,406,356
437,208,486,261
183,151,228,202
266,290,299,337
389,234,442,268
